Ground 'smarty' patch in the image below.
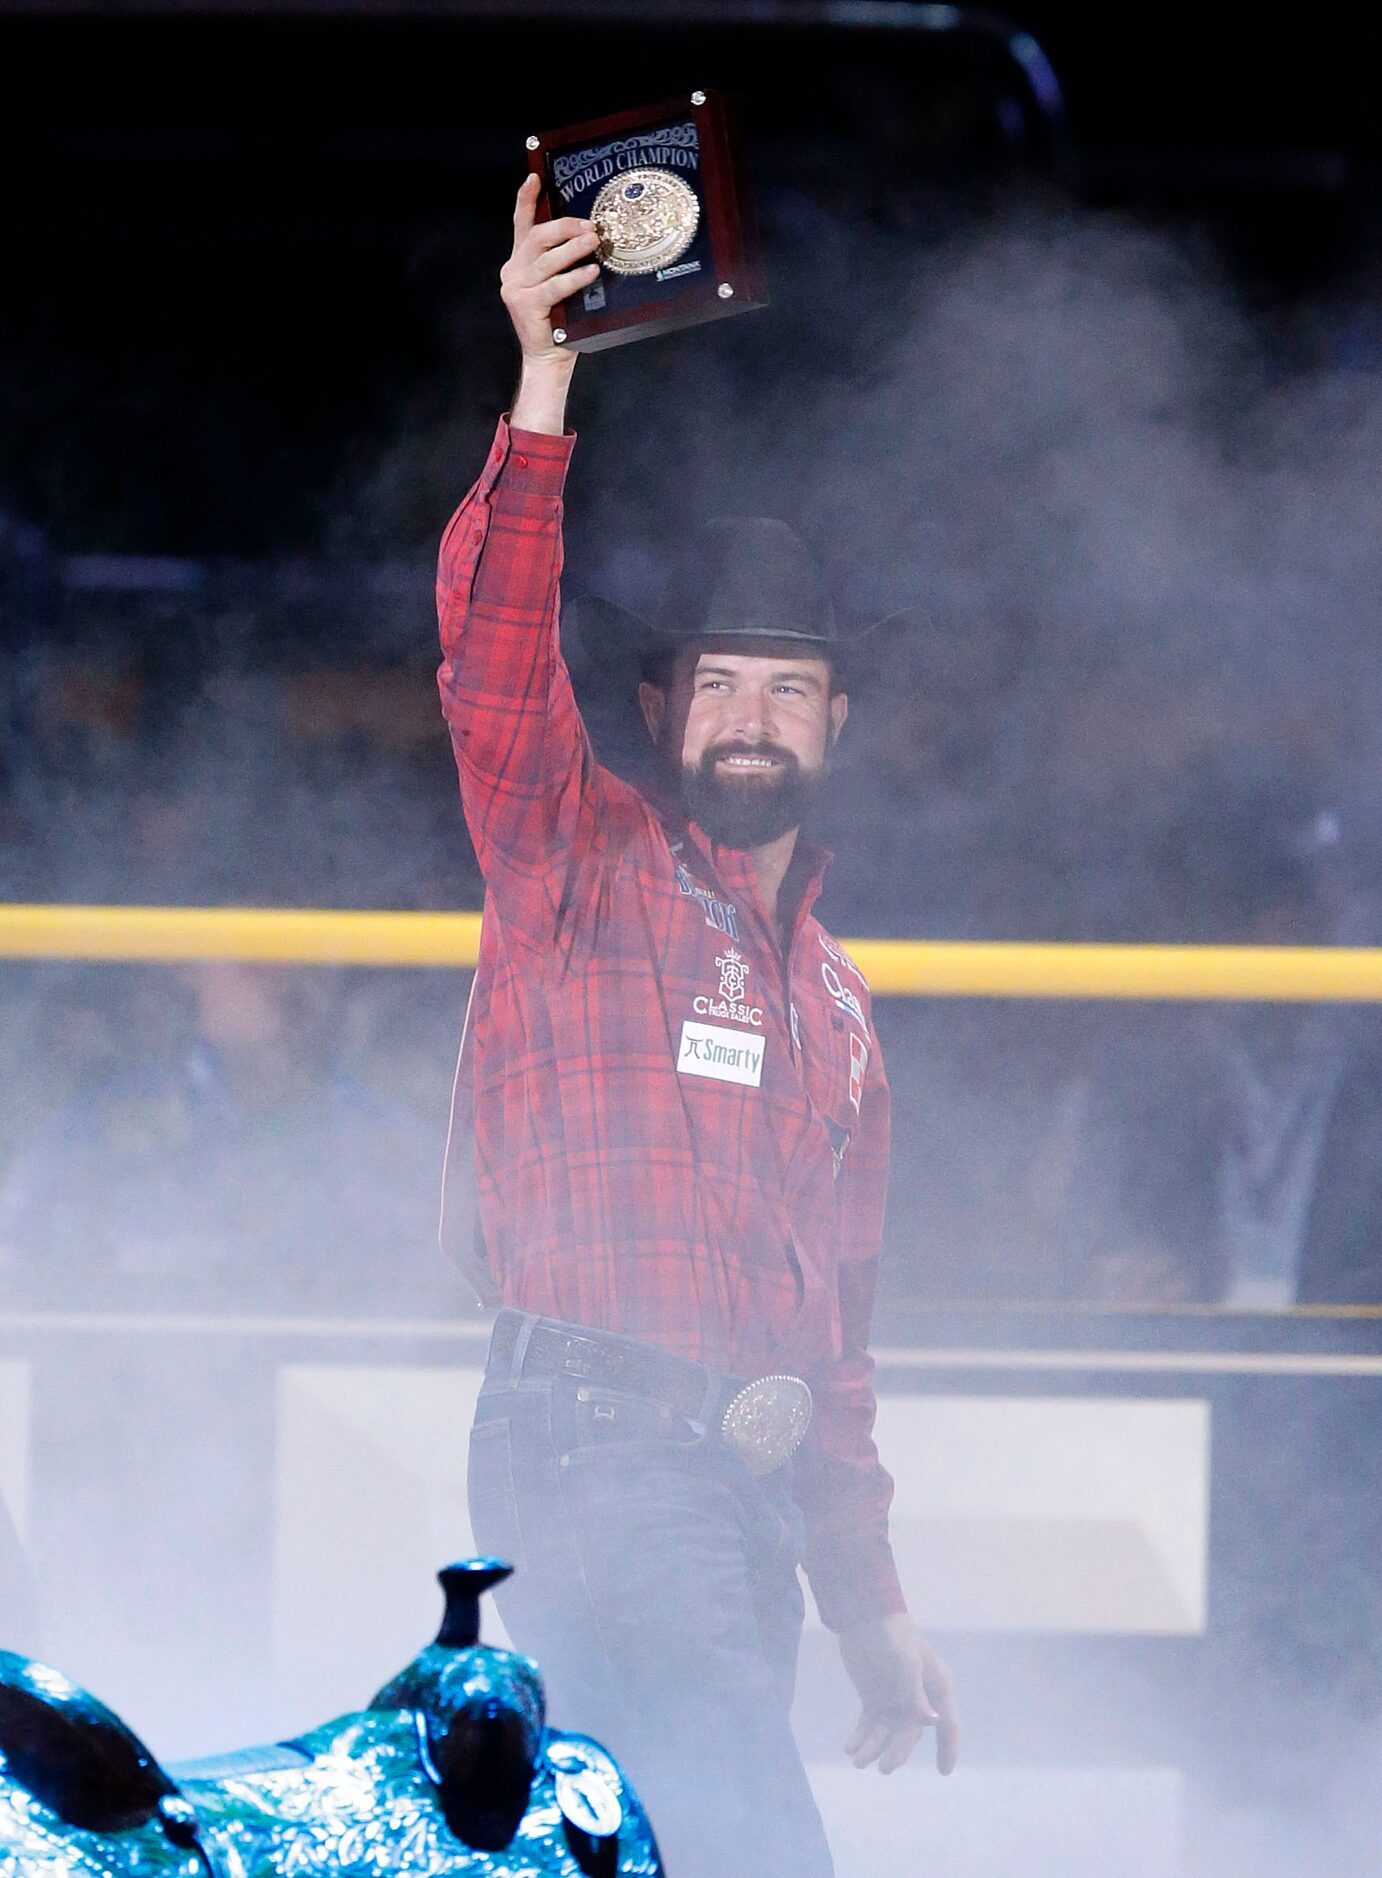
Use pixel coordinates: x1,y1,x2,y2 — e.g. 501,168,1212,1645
677,1020,765,1088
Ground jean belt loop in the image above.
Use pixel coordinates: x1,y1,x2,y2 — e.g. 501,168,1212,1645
510,1312,538,1382
696,1365,722,1434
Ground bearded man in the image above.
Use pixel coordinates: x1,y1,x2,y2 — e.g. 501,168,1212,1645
436,176,958,1878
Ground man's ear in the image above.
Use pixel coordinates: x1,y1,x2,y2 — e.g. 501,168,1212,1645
638,680,667,744
829,691,849,745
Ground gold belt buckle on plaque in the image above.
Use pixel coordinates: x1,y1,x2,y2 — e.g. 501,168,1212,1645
719,1375,814,1476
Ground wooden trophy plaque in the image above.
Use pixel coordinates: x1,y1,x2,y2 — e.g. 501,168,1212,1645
524,89,768,353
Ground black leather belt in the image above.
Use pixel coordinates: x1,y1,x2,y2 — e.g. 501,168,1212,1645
486,1310,814,1477
487,1309,738,1421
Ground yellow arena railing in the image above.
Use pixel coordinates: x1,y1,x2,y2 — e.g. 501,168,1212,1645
3,902,1382,1001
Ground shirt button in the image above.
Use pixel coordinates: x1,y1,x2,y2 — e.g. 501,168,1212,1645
515,453,530,469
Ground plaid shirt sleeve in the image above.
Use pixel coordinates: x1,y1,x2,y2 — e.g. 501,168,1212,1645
797,1041,909,1631
436,416,603,950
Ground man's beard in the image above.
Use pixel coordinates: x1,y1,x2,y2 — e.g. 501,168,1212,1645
679,740,825,849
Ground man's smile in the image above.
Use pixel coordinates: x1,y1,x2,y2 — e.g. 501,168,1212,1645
707,741,798,778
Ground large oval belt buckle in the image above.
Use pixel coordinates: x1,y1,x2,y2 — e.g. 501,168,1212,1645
720,1375,813,1476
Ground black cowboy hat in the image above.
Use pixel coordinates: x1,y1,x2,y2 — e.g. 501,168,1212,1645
649,515,849,646
563,514,893,700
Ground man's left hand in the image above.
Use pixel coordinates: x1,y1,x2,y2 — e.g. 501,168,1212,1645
838,1613,959,1775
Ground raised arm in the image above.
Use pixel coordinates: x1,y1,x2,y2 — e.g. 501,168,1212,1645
503,173,599,436
437,180,609,950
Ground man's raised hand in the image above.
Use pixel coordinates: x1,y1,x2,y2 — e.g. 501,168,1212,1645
501,174,601,365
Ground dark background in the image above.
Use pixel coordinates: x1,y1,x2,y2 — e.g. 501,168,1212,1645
1,2,1377,559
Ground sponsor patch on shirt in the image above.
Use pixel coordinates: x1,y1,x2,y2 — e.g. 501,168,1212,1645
674,862,739,937
849,1032,869,1113
819,933,868,987
693,946,764,1027
676,1020,765,1087
821,959,868,1030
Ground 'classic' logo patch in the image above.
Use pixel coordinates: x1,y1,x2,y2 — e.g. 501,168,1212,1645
716,947,748,1001
694,944,764,1028
677,1021,765,1087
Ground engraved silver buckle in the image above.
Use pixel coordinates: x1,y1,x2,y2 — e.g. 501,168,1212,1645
719,1374,813,1476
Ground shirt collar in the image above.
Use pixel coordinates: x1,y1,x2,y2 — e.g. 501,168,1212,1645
655,795,833,925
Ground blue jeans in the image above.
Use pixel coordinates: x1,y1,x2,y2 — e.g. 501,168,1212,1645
467,1353,835,1878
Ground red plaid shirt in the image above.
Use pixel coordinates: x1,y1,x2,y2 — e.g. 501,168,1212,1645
437,417,904,1630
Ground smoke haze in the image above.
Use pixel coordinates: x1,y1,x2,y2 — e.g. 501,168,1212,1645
1,175,1380,1874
